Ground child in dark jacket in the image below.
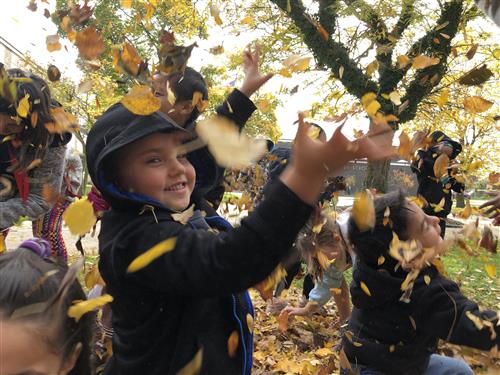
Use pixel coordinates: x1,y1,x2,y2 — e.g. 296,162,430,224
342,191,499,375
411,130,465,237
86,104,393,375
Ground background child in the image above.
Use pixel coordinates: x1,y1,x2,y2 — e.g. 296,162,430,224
85,105,394,375
281,211,352,324
0,238,92,375
342,191,499,375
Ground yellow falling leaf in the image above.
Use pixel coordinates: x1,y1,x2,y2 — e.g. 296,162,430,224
330,287,342,295
424,275,431,285
365,100,381,117
361,92,377,108
246,313,254,333
240,15,253,25
84,264,105,289
484,264,497,279
227,330,239,358
63,197,97,236
26,158,42,171
389,91,401,105
397,55,410,68
172,204,195,225
121,0,132,8
46,34,62,52
412,55,440,70
122,85,161,115
127,237,177,273
389,344,395,353
398,131,412,160
177,348,203,375
360,281,371,296
430,197,445,213
457,201,472,219
282,55,311,73
352,190,375,232
68,294,113,322
463,96,493,114
210,3,223,25
433,153,449,179
366,60,379,76
16,94,30,118
377,255,385,266
191,91,204,109
436,89,449,107
196,116,267,169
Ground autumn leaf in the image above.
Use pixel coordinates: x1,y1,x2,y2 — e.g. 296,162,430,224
479,226,497,254
398,131,411,160
397,55,410,68
227,330,239,358
484,264,497,279
412,55,440,70
210,3,223,25
282,55,311,73
314,347,333,357
47,65,61,82
127,237,177,273
63,197,97,236
465,43,478,60
16,94,30,118
458,64,493,86
352,189,375,232
172,204,195,225
253,264,287,301
383,206,391,226
424,275,431,285
389,91,401,106
67,294,113,322
366,60,379,76
121,0,132,8
377,255,385,266
75,26,105,60
112,42,143,77
122,85,161,115
84,264,105,289
48,107,79,133
463,96,493,113
46,35,62,52
240,15,253,25
196,116,267,169
77,79,93,94
209,45,224,55
433,153,449,179
430,197,445,213
246,313,254,333
457,201,472,219
360,281,371,296
436,89,449,107
177,348,203,375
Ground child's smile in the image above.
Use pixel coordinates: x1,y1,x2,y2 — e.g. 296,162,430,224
115,132,195,211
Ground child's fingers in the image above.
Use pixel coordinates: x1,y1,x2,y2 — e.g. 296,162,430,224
295,112,312,140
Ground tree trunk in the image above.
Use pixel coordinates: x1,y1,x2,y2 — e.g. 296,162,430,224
455,192,465,208
364,159,390,193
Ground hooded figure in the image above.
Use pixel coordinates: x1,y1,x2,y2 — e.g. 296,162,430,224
411,131,464,237
85,103,312,375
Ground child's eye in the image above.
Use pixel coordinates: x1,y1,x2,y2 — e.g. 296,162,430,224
154,91,165,97
147,157,162,164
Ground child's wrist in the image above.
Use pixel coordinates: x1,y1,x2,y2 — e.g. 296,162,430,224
279,165,325,204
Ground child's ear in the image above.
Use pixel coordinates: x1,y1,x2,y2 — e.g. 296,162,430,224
176,100,194,116
59,342,82,375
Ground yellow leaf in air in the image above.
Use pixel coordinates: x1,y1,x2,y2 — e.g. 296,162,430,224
246,313,254,333
409,316,417,330
389,91,401,106
196,116,267,169
430,197,445,213
465,310,484,330
330,287,342,295
352,190,375,232
210,4,223,25
365,100,381,117
468,160,483,171
121,0,132,8
360,281,371,296
433,153,449,179
377,255,385,266
63,197,97,236
68,294,113,322
127,237,177,273
457,201,472,219
191,92,203,109
0,232,6,254
16,94,30,118
424,275,431,285
240,15,253,25
46,34,62,52
361,92,377,108
278,67,292,77
227,330,239,358
396,55,410,68
177,348,203,375
436,89,449,107
398,131,412,160
366,60,379,76
257,99,270,113
463,96,493,114
122,85,161,115
412,55,440,70
165,81,176,106
484,264,497,279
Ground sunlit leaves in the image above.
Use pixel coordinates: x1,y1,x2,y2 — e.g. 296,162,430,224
47,107,79,133
68,294,113,322
63,197,97,236
127,237,177,273
463,96,493,113
412,55,440,70
121,85,161,115
196,116,267,169
75,26,105,61
361,92,380,118
352,189,375,232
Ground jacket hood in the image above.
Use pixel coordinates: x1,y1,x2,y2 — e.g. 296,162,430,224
430,131,462,159
85,102,189,210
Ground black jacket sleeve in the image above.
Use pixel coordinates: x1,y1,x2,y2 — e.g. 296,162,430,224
216,88,256,130
125,180,313,297
420,276,499,350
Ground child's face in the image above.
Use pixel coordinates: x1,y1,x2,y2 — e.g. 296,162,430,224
0,319,81,375
405,202,444,256
116,132,195,211
152,76,193,127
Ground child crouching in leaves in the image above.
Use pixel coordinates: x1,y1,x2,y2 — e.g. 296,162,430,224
342,191,499,375
281,210,353,325
0,238,92,375
85,105,394,375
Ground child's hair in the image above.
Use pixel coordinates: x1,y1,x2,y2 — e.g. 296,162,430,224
0,245,92,375
0,68,55,170
296,210,344,280
348,190,412,270
156,67,209,127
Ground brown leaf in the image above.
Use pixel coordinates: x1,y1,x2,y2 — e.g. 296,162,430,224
465,43,478,60
458,65,493,86
47,65,61,82
463,96,493,113
412,55,440,70
69,1,94,25
227,331,239,358
479,226,497,254
121,85,161,116
75,27,105,60
433,153,449,179
46,35,62,52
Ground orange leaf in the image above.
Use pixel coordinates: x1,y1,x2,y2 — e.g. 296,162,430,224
75,27,105,60
463,96,493,113
227,330,239,358
412,55,440,70
122,85,161,116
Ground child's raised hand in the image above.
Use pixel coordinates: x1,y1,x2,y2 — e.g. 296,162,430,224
239,44,274,97
281,113,396,204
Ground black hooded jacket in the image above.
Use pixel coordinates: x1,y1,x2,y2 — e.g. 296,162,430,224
343,261,499,375
86,104,313,374
411,131,464,217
